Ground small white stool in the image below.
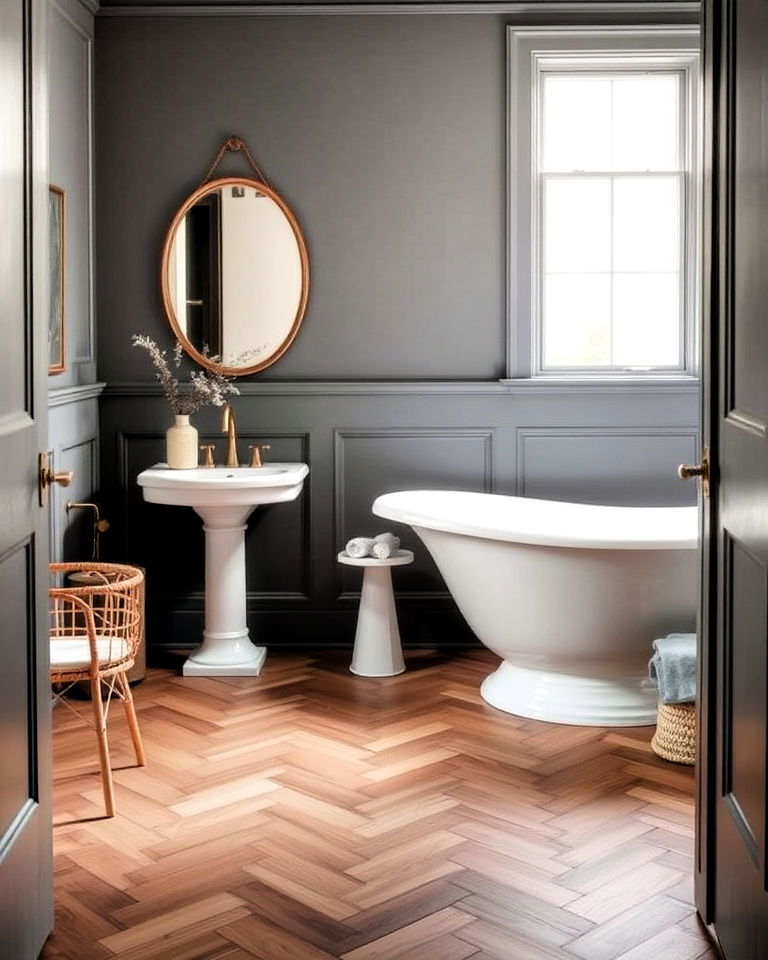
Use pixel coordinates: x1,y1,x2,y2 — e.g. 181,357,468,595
338,549,414,677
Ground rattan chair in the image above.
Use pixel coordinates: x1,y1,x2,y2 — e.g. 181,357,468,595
49,562,146,817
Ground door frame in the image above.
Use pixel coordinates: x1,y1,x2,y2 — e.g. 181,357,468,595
695,0,719,928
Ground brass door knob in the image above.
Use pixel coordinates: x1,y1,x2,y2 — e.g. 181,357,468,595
677,447,710,498
677,463,706,480
38,452,74,506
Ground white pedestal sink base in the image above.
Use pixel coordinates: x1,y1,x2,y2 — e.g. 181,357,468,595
183,646,266,677
180,506,267,678
136,463,309,679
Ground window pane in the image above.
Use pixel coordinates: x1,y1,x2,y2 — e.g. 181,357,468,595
543,274,611,367
542,77,611,172
613,176,680,272
612,76,679,171
612,273,680,366
545,178,611,273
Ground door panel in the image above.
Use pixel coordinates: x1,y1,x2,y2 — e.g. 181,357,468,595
0,0,52,956
701,1,768,956
0,0,26,415
723,535,766,864
732,1,768,419
0,544,35,838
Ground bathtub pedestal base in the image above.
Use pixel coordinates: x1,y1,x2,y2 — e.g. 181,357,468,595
480,659,657,727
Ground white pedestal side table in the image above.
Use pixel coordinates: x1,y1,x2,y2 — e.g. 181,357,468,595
338,549,414,677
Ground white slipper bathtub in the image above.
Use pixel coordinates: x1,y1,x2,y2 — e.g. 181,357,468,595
372,491,698,726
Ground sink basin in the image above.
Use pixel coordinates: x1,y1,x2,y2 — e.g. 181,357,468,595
137,462,309,677
138,463,309,507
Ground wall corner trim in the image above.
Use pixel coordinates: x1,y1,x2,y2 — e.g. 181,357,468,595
48,382,106,408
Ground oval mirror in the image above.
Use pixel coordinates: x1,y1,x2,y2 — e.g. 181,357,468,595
161,176,309,375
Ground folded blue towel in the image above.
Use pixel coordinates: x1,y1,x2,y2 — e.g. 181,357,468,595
648,633,697,704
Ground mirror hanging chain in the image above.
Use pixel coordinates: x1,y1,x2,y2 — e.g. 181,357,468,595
197,135,272,190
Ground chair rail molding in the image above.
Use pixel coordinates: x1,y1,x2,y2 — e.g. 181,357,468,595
48,382,105,407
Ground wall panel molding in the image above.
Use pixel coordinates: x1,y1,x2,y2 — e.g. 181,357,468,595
47,393,100,562
48,381,105,407
333,428,493,600
99,388,698,654
103,378,701,399
516,426,699,504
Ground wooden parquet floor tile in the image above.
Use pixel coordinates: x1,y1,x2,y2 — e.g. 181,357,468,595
41,650,718,960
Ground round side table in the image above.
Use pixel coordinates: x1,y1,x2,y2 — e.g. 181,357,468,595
338,549,414,677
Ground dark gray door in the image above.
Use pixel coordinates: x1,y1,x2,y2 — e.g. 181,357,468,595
698,1,768,956
0,0,53,956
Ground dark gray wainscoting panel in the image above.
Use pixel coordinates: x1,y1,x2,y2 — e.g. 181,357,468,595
119,430,311,601
48,385,104,561
335,428,493,597
101,383,698,655
518,428,700,506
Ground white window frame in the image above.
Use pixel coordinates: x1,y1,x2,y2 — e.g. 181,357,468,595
507,25,701,382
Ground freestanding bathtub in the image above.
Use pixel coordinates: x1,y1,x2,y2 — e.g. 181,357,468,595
372,491,698,726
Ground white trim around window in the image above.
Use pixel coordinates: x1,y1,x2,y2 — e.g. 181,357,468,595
506,25,701,382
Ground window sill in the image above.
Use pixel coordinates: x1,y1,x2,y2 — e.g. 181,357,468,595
499,376,700,392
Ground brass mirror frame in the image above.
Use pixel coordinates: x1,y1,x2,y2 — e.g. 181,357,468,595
160,175,310,376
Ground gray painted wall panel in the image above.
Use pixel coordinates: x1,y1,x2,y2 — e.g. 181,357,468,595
47,0,100,563
94,15,504,382
48,0,94,382
94,13,700,653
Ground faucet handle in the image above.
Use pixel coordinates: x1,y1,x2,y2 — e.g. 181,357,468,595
248,444,271,468
199,444,216,468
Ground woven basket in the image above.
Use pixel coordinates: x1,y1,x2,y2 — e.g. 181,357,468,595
652,701,696,765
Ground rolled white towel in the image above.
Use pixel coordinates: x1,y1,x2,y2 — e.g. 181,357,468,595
371,532,400,559
345,537,376,558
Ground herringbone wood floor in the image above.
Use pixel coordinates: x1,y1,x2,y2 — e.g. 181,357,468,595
41,650,717,960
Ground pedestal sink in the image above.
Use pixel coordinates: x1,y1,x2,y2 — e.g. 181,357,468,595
137,463,309,677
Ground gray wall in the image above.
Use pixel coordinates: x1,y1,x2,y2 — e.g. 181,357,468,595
94,12,700,654
47,0,104,562
96,15,504,382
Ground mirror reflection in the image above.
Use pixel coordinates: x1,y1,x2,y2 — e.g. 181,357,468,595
162,177,309,375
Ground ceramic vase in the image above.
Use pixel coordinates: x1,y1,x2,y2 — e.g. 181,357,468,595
166,414,198,469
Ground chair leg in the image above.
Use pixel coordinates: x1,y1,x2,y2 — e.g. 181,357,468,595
118,671,146,767
90,675,115,817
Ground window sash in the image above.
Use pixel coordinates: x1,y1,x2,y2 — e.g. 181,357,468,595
534,68,689,374
536,170,688,372
538,70,685,175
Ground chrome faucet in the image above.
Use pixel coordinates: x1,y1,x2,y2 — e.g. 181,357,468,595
221,404,239,467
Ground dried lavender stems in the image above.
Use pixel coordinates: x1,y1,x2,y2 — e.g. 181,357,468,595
132,334,240,414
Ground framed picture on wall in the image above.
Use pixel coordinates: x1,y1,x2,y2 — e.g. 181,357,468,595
48,184,66,374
